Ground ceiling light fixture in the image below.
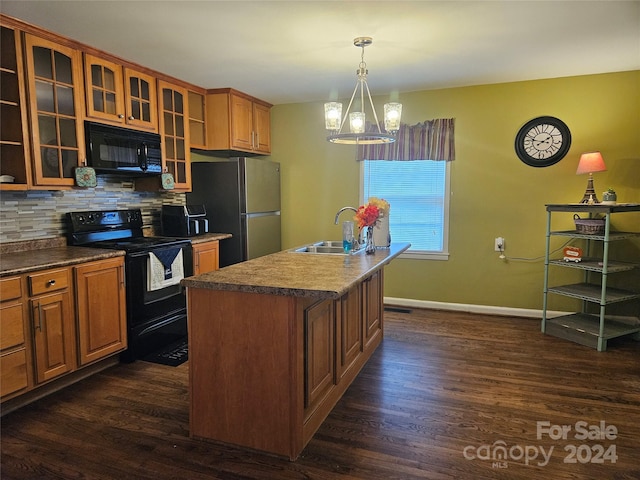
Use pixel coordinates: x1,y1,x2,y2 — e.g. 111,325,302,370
325,37,402,145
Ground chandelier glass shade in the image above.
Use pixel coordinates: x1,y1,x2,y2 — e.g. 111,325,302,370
325,37,402,145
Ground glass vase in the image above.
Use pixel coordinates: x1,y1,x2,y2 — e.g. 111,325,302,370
365,225,376,254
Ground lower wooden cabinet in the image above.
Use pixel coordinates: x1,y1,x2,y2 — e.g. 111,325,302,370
0,277,31,397
304,299,335,410
27,267,75,384
1,256,127,404
189,269,384,460
31,289,75,383
0,349,29,397
192,240,219,275
303,270,383,423
337,285,362,380
363,270,383,351
74,257,127,366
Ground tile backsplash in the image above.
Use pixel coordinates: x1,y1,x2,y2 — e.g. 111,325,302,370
0,176,185,243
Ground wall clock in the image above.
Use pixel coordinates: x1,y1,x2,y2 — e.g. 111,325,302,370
514,116,571,167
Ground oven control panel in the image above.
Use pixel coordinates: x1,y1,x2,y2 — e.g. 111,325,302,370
68,209,143,231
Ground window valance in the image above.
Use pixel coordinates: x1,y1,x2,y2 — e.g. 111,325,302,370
358,118,455,161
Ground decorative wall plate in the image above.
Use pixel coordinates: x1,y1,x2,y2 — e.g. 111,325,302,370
74,166,97,187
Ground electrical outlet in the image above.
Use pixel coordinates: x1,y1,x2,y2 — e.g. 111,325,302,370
494,237,505,252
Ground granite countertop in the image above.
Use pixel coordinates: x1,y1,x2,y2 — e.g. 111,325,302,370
0,246,126,277
183,233,232,244
182,242,410,299
0,233,232,277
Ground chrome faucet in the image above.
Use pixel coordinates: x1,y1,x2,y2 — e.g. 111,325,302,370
334,206,357,225
334,206,363,250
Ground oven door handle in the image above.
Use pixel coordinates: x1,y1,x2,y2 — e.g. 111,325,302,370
138,142,149,172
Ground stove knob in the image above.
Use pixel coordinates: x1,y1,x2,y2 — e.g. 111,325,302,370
77,215,85,224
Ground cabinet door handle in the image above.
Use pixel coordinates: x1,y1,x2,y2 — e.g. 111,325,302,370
46,279,56,287
34,301,42,331
118,114,125,119
255,132,259,149
128,115,134,120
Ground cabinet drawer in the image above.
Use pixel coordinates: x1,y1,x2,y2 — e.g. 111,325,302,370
0,303,25,350
0,348,29,397
0,277,22,302
28,269,69,296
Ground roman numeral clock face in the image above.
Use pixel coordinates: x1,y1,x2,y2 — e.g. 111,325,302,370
515,116,571,167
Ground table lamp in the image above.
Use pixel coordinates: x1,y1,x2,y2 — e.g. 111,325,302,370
576,152,606,203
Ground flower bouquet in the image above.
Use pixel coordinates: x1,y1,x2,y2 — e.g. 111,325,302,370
354,197,390,253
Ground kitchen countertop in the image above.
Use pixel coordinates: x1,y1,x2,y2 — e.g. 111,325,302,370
0,245,126,277
180,233,232,244
181,242,410,299
0,233,231,277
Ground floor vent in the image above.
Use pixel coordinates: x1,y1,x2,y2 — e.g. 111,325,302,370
384,306,413,314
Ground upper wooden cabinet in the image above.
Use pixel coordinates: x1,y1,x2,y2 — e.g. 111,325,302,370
188,91,207,149
158,80,191,190
252,101,271,153
3,14,271,193
206,88,272,155
0,23,32,191
23,34,85,188
124,69,158,132
84,53,158,132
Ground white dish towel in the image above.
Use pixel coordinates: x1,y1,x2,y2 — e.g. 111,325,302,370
148,248,184,291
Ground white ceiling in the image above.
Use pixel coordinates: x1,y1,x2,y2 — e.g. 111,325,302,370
2,1,639,105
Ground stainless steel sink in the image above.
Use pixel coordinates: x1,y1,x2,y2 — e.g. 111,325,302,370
290,241,363,255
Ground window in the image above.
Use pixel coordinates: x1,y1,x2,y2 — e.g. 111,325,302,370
361,159,450,260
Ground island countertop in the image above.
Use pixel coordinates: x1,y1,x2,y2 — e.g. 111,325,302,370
181,242,410,299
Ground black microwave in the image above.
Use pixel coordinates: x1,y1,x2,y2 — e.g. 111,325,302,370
85,121,162,176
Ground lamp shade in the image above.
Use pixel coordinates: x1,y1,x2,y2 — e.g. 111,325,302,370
349,112,365,133
383,103,402,132
576,152,606,175
324,102,342,131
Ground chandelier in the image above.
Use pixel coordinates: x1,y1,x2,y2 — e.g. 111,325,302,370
325,37,402,144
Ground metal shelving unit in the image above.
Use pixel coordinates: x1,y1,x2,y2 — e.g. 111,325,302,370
542,203,640,351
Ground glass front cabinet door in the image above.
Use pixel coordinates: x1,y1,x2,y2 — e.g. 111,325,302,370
158,80,190,190
84,54,158,132
124,68,158,132
24,34,85,187
84,54,124,124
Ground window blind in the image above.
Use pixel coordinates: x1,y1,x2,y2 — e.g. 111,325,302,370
363,159,448,252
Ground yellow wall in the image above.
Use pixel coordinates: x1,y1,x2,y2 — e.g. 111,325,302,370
272,71,640,311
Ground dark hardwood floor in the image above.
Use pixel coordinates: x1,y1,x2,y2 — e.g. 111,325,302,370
2,308,639,479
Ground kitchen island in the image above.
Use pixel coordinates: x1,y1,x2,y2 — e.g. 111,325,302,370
182,242,410,460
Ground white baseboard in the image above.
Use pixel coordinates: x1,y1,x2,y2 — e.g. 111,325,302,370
383,296,571,319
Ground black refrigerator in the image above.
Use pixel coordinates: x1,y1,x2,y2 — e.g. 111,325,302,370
187,158,281,267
